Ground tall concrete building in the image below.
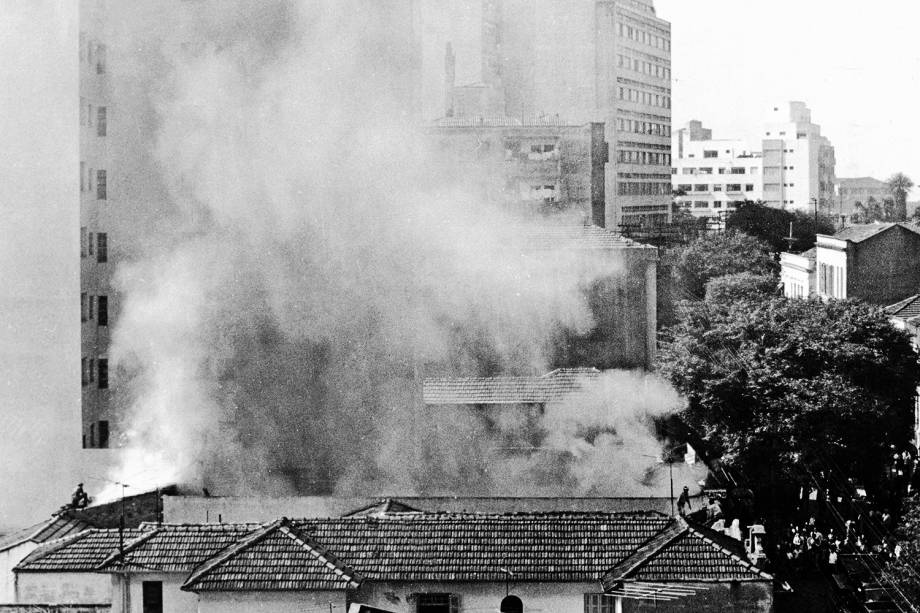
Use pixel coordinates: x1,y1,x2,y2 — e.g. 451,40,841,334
761,101,836,214
427,0,672,228
80,0,115,449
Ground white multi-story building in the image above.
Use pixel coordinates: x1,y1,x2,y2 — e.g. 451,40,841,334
673,102,836,219
760,101,836,213
672,120,762,219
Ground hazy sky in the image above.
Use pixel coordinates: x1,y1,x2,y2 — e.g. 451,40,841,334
657,0,920,182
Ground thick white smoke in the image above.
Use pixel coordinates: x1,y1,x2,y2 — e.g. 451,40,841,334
102,0,692,499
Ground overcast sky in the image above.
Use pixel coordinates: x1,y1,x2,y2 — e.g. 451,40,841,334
657,0,920,182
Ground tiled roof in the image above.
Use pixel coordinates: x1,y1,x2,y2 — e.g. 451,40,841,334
424,367,601,405
98,523,261,573
602,519,770,588
291,513,668,583
16,528,150,572
887,294,920,320
837,177,887,189
0,515,92,552
183,520,361,592
524,225,655,251
828,222,920,243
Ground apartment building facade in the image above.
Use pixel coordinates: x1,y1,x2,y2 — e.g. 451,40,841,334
437,0,672,228
80,0,115,449
836,176,889,220
673,103,836,220
760,101,836,213
672,120,763,219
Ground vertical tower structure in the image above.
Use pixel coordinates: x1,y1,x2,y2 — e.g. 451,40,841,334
497,0,672,228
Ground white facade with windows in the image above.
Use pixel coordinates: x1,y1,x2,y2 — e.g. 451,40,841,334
672,121,763,219
672,103,836,219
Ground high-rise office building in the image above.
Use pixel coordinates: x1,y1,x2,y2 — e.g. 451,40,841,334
497,0,672,228
79,0,115,449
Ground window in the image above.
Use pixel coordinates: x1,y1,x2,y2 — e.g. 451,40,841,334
745,184,754,191
98,359,108,390
81,292,88,322
676,184,692,193
80,226,87,257
96,44,107,75
703,150,717,158
88,232,94,256
682,168,694,175
81,357,88,387
713,201,723,208
88,359,95,383
97,232,108,262
97,106,107,137
88,167,94,192
98,296,108,326
585,593,618,613
98,421,110,449
713,185,723,192
416,593,459,613
731,167,745,174
90,423,95,447
698,167,713,175
88,295,95,320
694,184,707,192
96,170,107,200
727,184,742,192
142,581,163,613
819,263,837,297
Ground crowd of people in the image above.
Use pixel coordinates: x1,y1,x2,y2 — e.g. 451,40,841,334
777,512,902,573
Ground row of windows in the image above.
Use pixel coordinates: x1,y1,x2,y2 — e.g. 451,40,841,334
676,200,745,209
80,293,109,326
675,184,754,193
616,117,671,137
616,20,671,51
85,419,110,449
617,86,671,109
80,228,108,262
616,53,671,81
616,150,671,166
79,100,107,136
81,357,108,389
80,164,108,200
503,140,559,162
679,167,754,175
617,172,672,180
618,140,670,152
617,181,670,196
78,33,107,74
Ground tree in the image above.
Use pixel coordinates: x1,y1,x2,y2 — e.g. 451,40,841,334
726,201,835,252
704,272,779,304
889,495,920,604
658,297,920,513
671,231,778,300
887,173,914,222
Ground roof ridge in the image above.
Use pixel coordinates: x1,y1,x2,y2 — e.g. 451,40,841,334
181,519,283,591
279,523,362,588
600,517,687,590
96,527,162,570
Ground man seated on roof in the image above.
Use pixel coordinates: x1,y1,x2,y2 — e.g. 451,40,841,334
70,483,90,509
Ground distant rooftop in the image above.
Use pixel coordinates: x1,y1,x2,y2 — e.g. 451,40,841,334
824,222,920,244
433,114,580,128
887,294,920,321
424,367,601,405
837,177,887,189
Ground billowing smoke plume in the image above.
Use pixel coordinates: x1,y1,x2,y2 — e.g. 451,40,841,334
103,0,692,498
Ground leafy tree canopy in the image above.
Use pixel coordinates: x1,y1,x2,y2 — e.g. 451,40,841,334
658,297,920,497
889,494,920,604
726,201,835,252
704,272,780,304
671,230,777,300
887,172,914,222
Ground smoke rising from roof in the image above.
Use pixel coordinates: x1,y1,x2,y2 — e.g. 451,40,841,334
102,0,690,500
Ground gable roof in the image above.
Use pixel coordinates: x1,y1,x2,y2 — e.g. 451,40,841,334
342,499,424,517
98,523,261,573
603,518,770,588
0,515,93,553
887,294,920,320
183,519,361,592
424,367,600,405
16,528,150,572
827,222,920,244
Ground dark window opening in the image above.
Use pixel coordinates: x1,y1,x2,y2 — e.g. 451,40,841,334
98,420,109,449
96,170,107,200
416,593,459,613
97,232,108,263
142,581,163,613
97,106,107,137
98,359,108,390
501,595,523,613
89,423,95,448
98,296,108,326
